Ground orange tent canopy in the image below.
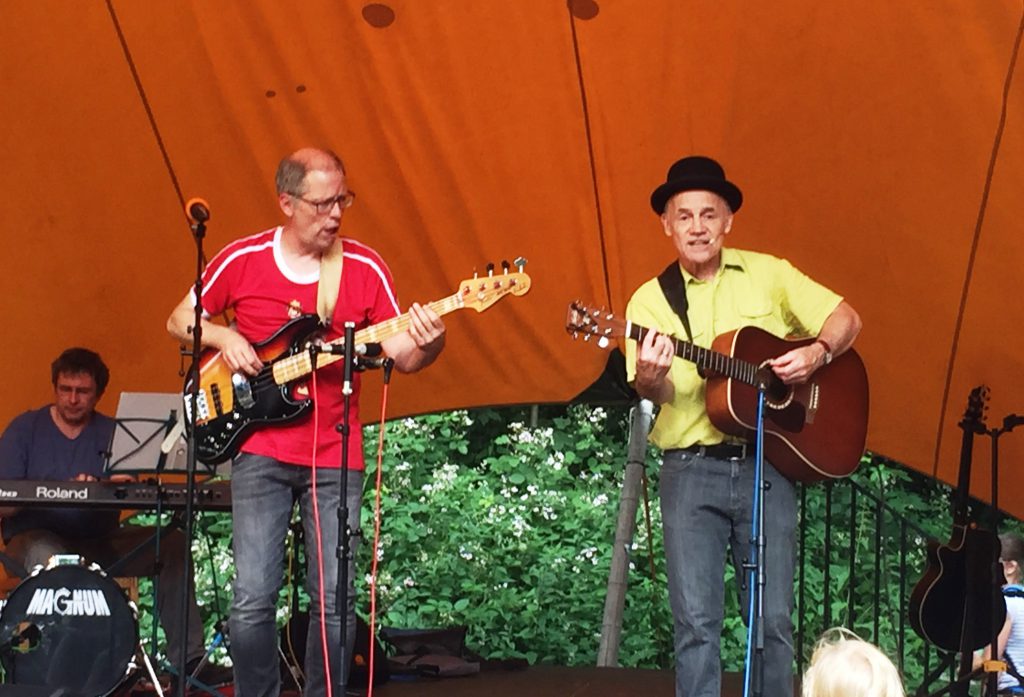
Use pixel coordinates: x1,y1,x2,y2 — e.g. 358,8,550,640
2,1,1023,515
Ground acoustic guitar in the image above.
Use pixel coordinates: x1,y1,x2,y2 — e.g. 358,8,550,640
564,302,869,483
909,386,1005,654
183,263,531,464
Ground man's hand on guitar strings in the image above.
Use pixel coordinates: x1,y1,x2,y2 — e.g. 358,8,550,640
769,344,824,385
634,328,675,404
407,302,446,350
218,329,263,376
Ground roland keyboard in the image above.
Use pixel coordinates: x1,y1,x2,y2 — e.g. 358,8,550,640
0,479,232,512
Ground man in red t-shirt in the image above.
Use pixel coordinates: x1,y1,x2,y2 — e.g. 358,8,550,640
167,147,445,697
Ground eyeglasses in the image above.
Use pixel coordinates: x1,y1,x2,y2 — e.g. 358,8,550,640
292,190,356,214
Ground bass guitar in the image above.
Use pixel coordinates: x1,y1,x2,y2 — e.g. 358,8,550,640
909,385,1005,655
184,262,531,463
565,302,869,483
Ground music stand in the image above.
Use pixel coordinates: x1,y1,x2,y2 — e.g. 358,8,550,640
103,393,223,691
106,392,214,475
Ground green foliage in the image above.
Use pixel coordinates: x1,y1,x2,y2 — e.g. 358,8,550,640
126,404,1020,689
357,405,665,666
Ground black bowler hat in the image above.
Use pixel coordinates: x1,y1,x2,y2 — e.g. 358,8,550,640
649,155,743,214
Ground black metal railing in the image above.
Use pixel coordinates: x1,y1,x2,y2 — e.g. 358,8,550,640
794,472,961,690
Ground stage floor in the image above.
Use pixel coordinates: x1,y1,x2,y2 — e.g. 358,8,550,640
371,665,675,696
118,666,763,697
350,666,751,697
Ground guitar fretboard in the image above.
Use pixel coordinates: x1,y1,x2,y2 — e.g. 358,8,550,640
272,293,465,384
628,321,762,386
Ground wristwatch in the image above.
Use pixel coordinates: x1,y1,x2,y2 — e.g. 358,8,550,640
816,339,833,365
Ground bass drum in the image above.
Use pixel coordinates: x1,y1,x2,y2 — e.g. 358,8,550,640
0,559,138,695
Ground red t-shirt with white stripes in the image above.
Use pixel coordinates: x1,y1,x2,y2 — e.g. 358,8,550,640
196,227,400,469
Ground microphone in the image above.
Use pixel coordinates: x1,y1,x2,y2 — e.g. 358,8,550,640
185,197,211,224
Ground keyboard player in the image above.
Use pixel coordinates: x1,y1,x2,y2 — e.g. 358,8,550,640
0,347,215,681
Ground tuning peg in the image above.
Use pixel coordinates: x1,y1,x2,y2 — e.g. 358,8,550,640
501,259,510,273
514,256,527,271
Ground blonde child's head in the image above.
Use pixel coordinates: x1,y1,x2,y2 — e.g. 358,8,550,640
801,628,904,697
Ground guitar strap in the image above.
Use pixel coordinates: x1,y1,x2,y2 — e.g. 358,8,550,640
657,261,694,343
1004,584,1024,598
317,237,344,327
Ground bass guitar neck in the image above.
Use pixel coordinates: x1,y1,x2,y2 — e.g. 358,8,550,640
184,262,532,463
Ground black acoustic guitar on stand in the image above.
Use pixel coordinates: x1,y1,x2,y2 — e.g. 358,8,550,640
909,385,1005,694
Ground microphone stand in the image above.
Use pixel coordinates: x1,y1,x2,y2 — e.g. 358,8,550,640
742,380,770,697
336,322,356,694
303,321,391,691
309,323,391,694
177,212,207,697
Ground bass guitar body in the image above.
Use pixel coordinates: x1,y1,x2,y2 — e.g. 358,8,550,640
909,523,1005,652
184,315,322,464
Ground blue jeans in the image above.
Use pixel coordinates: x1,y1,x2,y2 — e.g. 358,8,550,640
229,453,363,697
660,449,797,697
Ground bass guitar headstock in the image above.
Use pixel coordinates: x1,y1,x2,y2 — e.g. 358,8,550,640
458,257,531,312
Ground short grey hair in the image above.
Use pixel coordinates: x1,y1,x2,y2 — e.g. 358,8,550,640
274,149,346,195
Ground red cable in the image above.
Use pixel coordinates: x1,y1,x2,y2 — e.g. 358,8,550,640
309,371,334,697
366,381,391,697
311,358,391,697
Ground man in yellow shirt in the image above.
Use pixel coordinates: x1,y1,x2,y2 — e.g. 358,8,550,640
626,156,862,697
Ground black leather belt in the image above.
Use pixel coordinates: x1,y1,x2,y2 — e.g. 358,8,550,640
678,442,748,461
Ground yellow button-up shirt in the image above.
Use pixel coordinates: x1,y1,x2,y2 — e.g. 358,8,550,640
625,248,842,451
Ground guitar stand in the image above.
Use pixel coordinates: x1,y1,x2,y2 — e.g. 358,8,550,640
914,657,1003,697
913,392,1022,697
913,650,964,697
